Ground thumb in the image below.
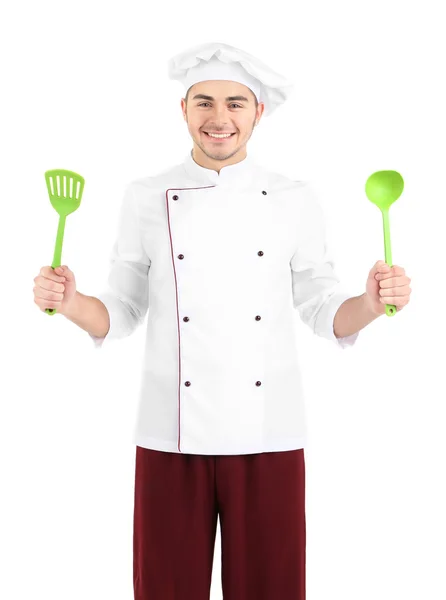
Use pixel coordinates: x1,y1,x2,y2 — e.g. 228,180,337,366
55,265,71,278
372,260,390,277
374,259,387,270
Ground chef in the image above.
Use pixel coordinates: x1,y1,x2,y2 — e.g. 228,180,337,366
89,42,412,600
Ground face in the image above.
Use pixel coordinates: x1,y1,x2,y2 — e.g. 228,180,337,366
181,80,264,171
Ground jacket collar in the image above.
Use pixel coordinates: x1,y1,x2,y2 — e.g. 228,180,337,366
183,149,255,187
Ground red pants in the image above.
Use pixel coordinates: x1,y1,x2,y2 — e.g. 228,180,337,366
133,446,306,600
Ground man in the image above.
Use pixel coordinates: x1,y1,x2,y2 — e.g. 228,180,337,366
74,42,412,599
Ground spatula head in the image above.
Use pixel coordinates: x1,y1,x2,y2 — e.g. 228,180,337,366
45,169,84,216
365,170,404,211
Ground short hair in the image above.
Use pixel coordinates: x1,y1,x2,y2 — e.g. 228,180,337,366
185,87,258,110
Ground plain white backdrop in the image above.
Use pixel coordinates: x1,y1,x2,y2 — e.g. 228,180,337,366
1,0,444,598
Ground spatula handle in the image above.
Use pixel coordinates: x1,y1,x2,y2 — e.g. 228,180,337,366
45,215,66,315
45,266,58,315
382,209,397,316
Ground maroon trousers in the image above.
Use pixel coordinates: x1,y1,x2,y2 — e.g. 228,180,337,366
133,446,306,600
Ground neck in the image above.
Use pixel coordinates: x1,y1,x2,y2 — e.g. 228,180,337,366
191,145,247,174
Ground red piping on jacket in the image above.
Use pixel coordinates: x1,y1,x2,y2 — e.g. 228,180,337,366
165,185,216,453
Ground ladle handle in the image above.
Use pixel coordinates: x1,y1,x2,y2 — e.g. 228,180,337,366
382,209,397,317
45,215,66,316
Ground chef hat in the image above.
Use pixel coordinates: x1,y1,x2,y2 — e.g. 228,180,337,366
167,42,295,117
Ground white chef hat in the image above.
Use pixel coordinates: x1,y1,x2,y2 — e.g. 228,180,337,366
167,42,295,117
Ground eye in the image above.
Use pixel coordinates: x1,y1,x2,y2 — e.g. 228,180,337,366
197,103,242,108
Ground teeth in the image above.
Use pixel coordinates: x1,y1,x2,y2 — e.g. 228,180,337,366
206,132,232,138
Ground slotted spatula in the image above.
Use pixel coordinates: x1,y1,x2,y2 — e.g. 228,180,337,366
365,170,404,317
44,169,85,315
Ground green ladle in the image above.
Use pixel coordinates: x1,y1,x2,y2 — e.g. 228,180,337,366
365,170,404,317
44,169,85,315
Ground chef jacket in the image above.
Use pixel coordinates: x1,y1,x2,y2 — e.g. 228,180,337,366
89,150,359,455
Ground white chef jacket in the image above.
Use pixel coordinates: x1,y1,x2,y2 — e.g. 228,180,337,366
90,150,359,455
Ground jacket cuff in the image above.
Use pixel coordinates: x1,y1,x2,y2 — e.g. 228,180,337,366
88,291,133,349
314,290,359,349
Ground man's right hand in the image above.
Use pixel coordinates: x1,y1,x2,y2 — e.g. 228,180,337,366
33,265,77,314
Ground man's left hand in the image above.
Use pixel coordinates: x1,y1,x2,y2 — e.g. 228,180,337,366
365,260,412,315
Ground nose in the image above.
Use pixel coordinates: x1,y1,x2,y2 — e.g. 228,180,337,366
208,104,231,124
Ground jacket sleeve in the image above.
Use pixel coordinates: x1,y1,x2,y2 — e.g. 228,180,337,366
89,182,151,349
290,182,359,349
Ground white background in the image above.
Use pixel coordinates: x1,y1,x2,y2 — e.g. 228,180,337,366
1,0,445,598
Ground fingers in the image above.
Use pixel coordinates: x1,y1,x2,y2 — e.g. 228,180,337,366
33,289,64,305
379,295,410,307
375,264,412,310
34,266,66,292
376,275,411,287
379,284,412,297
33,284,65,299
34,280,65,295
33,265,66,310
40,265,66,282
375,264,406,279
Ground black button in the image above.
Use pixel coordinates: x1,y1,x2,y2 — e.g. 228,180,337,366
255,315,261,321
183,316,189,322
262,191,267,195
258,251,264,256
178,254,184,259
185,381,191,387
173,195,179,200
255,381,262,386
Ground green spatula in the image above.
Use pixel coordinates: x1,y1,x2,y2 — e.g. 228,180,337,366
44,169,85,315
365,170,404,317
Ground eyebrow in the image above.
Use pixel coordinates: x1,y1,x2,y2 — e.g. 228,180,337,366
192,93,250,102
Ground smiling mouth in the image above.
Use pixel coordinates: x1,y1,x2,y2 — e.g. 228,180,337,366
203,132,236,140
